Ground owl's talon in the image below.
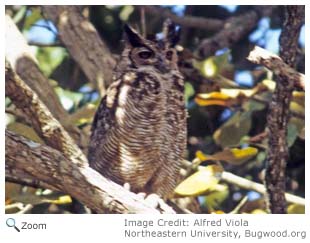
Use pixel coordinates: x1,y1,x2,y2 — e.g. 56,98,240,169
137,192,147,200
123,182,131,191
144,193,161,208
143,194,175,213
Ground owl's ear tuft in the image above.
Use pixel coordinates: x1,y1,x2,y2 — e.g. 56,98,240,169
162,19,180,47
124,24,145,47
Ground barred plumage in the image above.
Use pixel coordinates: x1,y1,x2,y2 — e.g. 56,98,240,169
88,20,186,199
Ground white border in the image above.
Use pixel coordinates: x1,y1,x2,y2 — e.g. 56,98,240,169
1,2,309,242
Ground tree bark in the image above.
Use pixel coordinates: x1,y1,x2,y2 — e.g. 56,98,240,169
5,61,87,166
247,46,304,91
264,6,304,214
6,130,173,214
6,164,60,191
42,6,116,96
5,15,67,122
139,6,224,31
198,6,275,57
5,14,87,149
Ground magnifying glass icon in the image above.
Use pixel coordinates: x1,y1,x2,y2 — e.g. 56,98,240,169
6,218,20,232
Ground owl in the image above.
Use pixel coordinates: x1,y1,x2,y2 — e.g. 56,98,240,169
88,20,186,200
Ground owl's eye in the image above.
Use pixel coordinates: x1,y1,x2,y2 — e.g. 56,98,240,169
138,50,154,59
166,50,173,60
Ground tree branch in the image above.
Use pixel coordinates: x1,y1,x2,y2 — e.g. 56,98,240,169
221,172,305,206
5,63,175,213
6,164,60,191
264,6,304,214
247,46,305,90
5,61,87,166
5,14,87,150
6,130,174,214
42,6,116,96
139,6,224,31
198,6,275,57
5,15,67,122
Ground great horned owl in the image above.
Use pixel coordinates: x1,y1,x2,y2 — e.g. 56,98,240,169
88,20,186,200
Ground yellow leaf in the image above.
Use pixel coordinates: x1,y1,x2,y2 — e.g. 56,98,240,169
292,91,305,107
195,88,257,107
195,98,231,107
262,79,276,91
220,88,256,98
195,150,208,161
211,210,226,214
46,195,72,205
204,184,229,211
202,58,218,77
287,204,305,214
174,165,223,197
251,209,267,214
230,147,258,161
290,101,304,115
196,92,231,100
196,147,258,165
195,92,232,107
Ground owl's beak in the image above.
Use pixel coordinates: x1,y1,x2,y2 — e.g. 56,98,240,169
156,58,170,73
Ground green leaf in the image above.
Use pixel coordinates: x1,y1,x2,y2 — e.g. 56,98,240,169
242,100,266,112
289,117,305,139
193,50,231,78
203,184,229,212
185,82,195,102
119,5,134,21
13,6,27,24
287,123,299,147
213,111,252,147
24,8,42,30
55,86,84,111
7,122,44,144
36,47,67,77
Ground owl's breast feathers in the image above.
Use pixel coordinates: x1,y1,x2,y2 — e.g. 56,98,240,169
89,69,186,198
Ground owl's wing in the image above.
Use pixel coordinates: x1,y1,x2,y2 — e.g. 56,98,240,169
90,79,122,138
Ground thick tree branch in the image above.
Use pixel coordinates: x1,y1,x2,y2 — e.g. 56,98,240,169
42,6,116,96
198,6,275,57
5,15,87,149
5,64,175,213
247,46,305,90
5,61,87,166
6,130,173,214
5,58,175,214
6,164,60,191
139,6,224,31
264,6,304,214
5,15,67,122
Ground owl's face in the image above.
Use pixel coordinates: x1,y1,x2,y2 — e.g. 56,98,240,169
123,21,180,73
